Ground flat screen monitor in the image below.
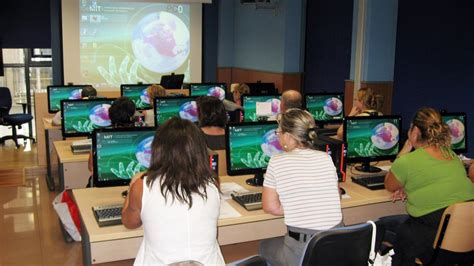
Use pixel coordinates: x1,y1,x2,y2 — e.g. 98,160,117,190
47,85,91,113
189,83,227,101
245,82,277,95
61,98,116,138
120,84,153,110
225,121,283,186
441,112,467,154
344,115,402,173
241,95,281,122
154,96,198,125
93,127,156,187
160,74,185,89
304,93,344,123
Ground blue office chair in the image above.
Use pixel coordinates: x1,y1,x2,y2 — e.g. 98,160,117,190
0,87,35,148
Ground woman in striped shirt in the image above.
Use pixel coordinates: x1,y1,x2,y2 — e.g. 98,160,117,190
260,108,343,266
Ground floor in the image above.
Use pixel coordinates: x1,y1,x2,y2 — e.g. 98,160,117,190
0,140,260,265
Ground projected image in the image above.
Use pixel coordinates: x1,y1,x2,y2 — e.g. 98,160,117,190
190,85,226,101
49,87,84,112
122,85,152,109
442,115,466,150
96,131,155,181
306,94,344,121
155,97,198,125
80,2,190,88
63,100,113,134
243,96,281,122
228,124,283,170
346,118,400,158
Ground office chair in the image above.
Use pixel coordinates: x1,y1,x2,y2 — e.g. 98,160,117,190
0,87,35,148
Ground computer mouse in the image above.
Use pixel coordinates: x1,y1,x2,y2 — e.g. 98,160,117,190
339,187,346,195
121,190,128,198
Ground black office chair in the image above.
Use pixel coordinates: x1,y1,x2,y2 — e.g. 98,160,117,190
0,87,35,148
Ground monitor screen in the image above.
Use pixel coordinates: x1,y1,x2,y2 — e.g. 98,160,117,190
344,115,402,172
305,93,344,122
47,85,90,113
120,84,153,110
189,83,227,101
160,74,185,89
154,96,198,125
61,98,116,138
93,127,156,187
242,95,281,122
441,112,467,154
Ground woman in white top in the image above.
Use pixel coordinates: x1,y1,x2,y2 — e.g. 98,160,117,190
261,109,343,266
122,117,225,266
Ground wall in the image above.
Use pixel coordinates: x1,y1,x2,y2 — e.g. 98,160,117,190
393,0,474,156
202,1,219,82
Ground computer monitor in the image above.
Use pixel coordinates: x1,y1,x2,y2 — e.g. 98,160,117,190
120,84,153,110
241,95,281,122
154,96,198,125
304,92,344,124
189,83,227,101
441,112,467,154
160,73,185,89
61,98,116,138
225,121,283,186
47,85,91,113
92,127,156,187
344,115,402,173
245,82,277,95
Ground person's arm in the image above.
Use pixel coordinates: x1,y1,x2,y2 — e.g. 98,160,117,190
88,151,93,173
469,163,474,183
52,111,62,126
384,171,403,192
122,174,144,229
336,124,344,139
262,186,284,216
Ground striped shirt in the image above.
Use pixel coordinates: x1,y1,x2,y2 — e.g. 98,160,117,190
264,148,342,230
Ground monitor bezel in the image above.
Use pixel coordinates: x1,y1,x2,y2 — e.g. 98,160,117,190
153,96,198,126
343,115,402,163
241,94,282,122
60,98,116,138
120,84,153,111
47,84,91,113
92,126,156,187
441,112,468,154
304,92,345,123
225,121,280,176
189,83,227,99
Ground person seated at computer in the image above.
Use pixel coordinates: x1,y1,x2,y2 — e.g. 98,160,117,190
336,87,383,138
52,86,97,126
121,117,225,265
280,89,302,112
260,108,343,266
197,96,227,150
384,107,474,266
232,83,250,107
143,84,166,126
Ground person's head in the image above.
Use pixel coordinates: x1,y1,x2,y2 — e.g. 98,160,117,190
197,96,227,128
276,108,318,151
232,83,250,102
146,117,218,207
280,90,302,112
146,84,166,107
409,107,451,149
108,97,136,127
81,86,97,99
355,87,383,112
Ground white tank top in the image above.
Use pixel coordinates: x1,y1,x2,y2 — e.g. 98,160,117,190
134,176,224,266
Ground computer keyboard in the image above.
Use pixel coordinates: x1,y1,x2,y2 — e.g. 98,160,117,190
92,204,123,227
351,171,387,190
231,192,262,211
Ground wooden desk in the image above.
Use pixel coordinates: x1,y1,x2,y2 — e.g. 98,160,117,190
54,140,90,190
43,118,62,191
73,175,405,265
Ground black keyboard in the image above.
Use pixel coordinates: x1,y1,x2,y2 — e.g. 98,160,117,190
351,171,387,190
231,192,262,211
92,204,123,227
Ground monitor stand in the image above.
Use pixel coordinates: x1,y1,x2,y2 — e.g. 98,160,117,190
355,160,382,173
246,171,264,187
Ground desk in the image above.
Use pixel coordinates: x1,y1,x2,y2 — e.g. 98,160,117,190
54,140,90,190
43,118,62,191
73,175,406,265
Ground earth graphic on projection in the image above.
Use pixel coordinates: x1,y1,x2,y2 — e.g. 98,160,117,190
89,104,112,127
371,122,399,150
323,97,343,116
140,89,151,105
136,136,154,168
208,87,226,101
446,118,465,144
132,11,190,73
179,101,198,122
261,130,283,158
266,98,281,116
69,89,83,100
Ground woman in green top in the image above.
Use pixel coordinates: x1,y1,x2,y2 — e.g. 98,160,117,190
385,107,474,265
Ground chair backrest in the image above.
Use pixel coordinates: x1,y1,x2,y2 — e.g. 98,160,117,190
433,201,474,253
215,149,227,177
301,223,373,266
0,87,13,115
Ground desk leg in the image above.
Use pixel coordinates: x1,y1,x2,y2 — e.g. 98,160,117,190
81,216,92,266
45,130,55,191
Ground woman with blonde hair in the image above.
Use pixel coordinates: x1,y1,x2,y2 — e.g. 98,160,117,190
384,107,473,265
143,84,166,126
